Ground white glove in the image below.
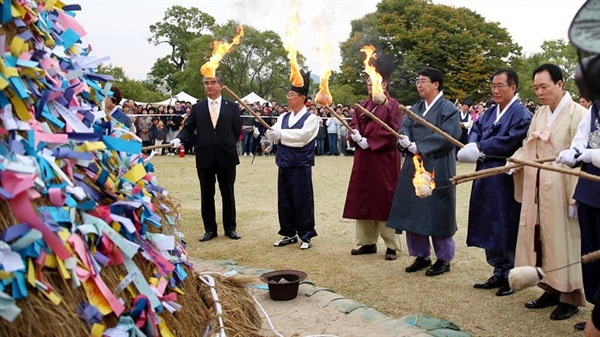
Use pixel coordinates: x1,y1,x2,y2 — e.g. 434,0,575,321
505,162,520,175
350,130,362,143
555,148,578,167
398,135,411,148
457,143,480,163
356,137,369,150
568,204,578,220
267,129,281,140
408,142,418,154
170,138,181,148
576,148,595,163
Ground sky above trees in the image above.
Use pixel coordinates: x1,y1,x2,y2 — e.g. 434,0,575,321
76,0,585,80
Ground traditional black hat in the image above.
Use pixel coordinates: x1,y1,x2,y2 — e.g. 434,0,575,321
373,53,397,82
569,0,600,54
290,69,311,97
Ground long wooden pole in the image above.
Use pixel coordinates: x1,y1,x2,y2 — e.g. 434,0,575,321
451,157,556,185
399,104,464,148
507,157,600,182
142,143,173,151
222,86,272,130
323,105,356,135
353,104,402,139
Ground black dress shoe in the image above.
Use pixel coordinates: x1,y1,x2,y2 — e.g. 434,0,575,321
274,236,297,247
225,231,241,240
525,292,560,309
199,232,218,242
550,302,579,320
574,321,586,330
405,256,432,273
351,244,377,255
473,275,504,289
495,283,514,297
425,260,450,276
384,248,397,261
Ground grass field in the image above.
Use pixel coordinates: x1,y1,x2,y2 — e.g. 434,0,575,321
153,153,588,337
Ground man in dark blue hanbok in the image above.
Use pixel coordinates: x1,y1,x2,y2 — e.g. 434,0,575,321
267,69,319,250
389,67,461,276
457,69,532,296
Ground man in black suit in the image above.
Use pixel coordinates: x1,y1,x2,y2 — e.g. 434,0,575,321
170,71,242,242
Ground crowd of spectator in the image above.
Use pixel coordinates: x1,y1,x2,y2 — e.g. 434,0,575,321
120,93,567,158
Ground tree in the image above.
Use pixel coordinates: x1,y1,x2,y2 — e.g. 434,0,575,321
175,21,303,104
515,39,580,103
337,0,521,105
148,6,215,92
96,64,167,102
148,6,215,71
149,57,179,93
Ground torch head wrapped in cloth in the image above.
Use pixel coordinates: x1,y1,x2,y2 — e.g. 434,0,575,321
371,53,396,105
508,266,545,291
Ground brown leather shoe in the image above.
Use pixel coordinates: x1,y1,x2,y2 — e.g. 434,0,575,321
351,244,377,255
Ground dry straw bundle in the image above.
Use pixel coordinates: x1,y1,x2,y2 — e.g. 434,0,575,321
0,2,260,336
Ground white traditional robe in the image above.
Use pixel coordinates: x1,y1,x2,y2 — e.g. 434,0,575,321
512,94,587,305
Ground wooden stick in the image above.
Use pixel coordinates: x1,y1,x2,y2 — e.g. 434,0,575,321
451,157,556,185
222,86,272,130
354,104,402,139
142,143,173,151
399,104,464,148
323,105,356,135
582,249,600,264
453,165,523,185
507,157,600,182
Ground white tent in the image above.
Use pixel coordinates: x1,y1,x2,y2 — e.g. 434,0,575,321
150,91,199,106
241,92,268,105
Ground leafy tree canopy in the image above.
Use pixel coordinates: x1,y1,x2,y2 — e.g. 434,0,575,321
338,0,521,105
148,6,215,71
515,39,580,103
174,20,305,104
97,64,167,102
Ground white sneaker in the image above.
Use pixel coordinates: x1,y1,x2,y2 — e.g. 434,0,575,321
300,240,312,250
274,236,298,247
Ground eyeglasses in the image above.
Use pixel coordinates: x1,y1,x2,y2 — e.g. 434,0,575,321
286,93,299,99
415,79,431,85
490,83,510,91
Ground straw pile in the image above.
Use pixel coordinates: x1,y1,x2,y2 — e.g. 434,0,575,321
0,2,261,336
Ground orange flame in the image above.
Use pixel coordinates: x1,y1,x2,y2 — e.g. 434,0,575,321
200,25,244,78
412,154,436,198
360,45,385,99
284,0,303,87
314,30,332,106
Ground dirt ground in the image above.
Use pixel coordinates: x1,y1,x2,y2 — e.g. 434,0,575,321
154,154,590,337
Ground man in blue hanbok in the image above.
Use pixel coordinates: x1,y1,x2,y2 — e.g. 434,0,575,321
268,69,319,250
388,67,461,276
457,69,532,296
